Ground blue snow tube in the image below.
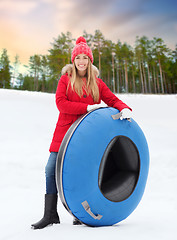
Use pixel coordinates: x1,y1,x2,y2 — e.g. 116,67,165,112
56,107,149,227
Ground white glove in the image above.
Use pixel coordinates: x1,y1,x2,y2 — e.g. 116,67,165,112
87,103,104,112
120,108,132,120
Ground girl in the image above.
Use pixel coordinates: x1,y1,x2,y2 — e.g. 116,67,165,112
31,36,132,229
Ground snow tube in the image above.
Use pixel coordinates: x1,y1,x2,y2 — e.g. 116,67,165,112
56,107,149,227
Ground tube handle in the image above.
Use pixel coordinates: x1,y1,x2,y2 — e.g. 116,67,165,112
111,112,131,122
81,200,103,220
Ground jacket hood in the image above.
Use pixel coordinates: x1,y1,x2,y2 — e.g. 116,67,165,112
61,64,99,77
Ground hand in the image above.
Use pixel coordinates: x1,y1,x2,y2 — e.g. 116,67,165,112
87,103,104,112
120,108,132,120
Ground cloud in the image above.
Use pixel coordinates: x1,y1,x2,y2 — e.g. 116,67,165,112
47,0,120,35
0,0,56,64
46,0,148,40
0,0,38,15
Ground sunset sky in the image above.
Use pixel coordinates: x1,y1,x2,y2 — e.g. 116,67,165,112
0,0,177,68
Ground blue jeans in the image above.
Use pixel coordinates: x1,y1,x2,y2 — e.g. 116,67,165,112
45,152,58,194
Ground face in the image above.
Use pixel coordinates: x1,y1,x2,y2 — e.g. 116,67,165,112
74,54,89,74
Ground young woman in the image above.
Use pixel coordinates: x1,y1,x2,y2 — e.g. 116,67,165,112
31,36,132,229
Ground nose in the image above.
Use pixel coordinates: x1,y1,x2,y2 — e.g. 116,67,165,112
78,58,84,62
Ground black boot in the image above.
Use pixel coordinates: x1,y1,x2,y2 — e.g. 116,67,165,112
31,194,60,229
73,217,82,225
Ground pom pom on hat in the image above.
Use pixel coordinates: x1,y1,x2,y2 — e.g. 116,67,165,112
71,36,93,63
76,36,87,44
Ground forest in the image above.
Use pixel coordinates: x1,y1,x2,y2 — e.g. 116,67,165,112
0,30,176,94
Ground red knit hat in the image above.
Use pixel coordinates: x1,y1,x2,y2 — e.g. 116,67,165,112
71,36,93,63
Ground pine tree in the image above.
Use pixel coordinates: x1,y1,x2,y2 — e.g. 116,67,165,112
41,55,49,92
12,55,20,88
48,32,74,92
0,49,11,88
152,38,171,93
93,30,105,78
29,54,41,91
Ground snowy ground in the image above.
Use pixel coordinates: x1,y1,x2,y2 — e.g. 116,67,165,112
0,89,177,240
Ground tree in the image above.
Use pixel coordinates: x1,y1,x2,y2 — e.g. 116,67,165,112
93,30,105,77
0,49,11,88
12,54,20,88
169,45,177,93
41,55,49,92
29,54,41,91
138,36,152,93
21,74,34,91
135,38,145,93
48,32,74,92
129,49,136,93
152,38,171,93
135,36,153,93
121,43,132,93
100,40,114,91
115,41,123,93
83,30,93,47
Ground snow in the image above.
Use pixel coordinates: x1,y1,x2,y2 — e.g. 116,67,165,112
0,89,177,240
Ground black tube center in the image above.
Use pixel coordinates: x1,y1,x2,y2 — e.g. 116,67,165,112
98,136,140,202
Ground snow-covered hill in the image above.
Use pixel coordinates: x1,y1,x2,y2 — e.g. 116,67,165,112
0,89,177,240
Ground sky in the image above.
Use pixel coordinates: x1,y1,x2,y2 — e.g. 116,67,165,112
0,0,177,68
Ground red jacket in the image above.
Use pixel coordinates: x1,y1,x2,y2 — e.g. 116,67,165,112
49,74,131,152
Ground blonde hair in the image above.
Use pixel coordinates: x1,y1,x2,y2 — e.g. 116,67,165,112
69,59,99,102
